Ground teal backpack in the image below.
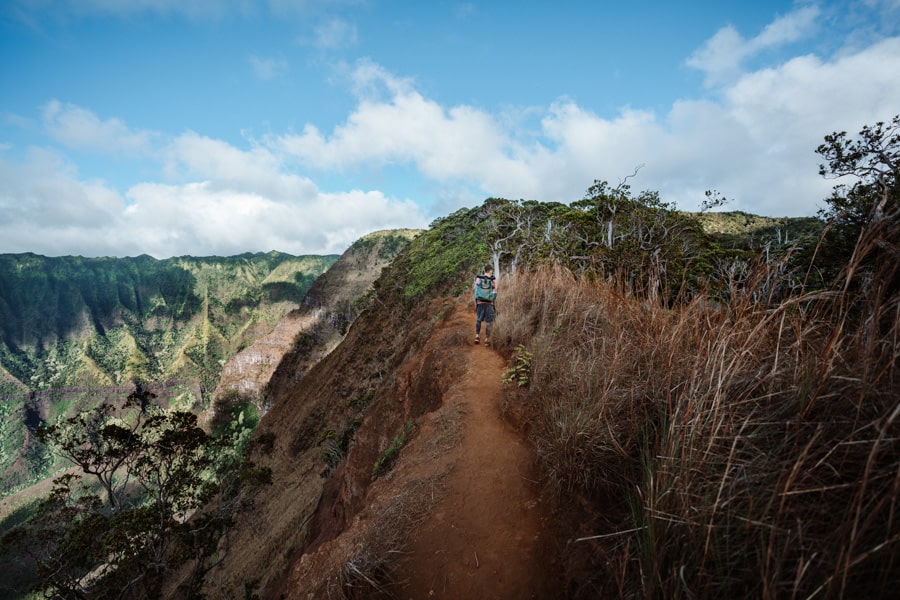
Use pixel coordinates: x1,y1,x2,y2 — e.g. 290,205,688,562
475,275,497,302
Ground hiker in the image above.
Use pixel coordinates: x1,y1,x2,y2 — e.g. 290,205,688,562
473,264,497,346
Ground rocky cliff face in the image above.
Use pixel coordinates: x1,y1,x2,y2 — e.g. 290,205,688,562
181,281,456,599
0,232,421,597
211,230,420,411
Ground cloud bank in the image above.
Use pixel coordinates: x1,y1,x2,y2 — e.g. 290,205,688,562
2,5,899,258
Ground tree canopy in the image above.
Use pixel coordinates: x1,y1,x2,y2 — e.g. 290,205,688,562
2,386,271,599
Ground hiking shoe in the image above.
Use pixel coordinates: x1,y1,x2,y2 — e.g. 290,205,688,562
474,335,480,344
484,339,491,347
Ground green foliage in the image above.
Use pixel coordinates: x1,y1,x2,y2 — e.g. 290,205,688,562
321,417,364,475
318,390,376,476
372,420,414,480
475,186,719,299
502,345,534,388
349,229,419,263
376,231,417,260
396,208,489,302
0,252,335,497
1,386,272,598
691,210,824,251
211,391,261,458
0,252,337,392
348,388,376,411
813,115,899,288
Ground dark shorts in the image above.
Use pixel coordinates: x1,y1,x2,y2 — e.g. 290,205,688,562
476,302,495,323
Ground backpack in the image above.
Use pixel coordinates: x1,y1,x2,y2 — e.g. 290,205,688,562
475,274,497,302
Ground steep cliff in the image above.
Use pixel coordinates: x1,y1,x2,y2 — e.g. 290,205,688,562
212,230,420,409
163,207,493,598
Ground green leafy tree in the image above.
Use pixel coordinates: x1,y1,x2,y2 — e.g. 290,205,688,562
814,115,900,288
569,180,713,296
2,386,271,599
478,198,567,276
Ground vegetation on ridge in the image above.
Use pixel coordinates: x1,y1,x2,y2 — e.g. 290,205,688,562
486,116,899,598
278,116,896,599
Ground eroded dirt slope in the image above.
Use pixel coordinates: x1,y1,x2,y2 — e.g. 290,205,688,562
213,230,418,408
278,299,559,599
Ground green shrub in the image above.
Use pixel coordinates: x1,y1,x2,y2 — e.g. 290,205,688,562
502,345,534,388
372,420,414,480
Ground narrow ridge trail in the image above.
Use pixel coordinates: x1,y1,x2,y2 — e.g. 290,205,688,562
399,304,556,599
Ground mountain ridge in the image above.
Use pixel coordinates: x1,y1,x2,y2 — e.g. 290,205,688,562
0,239,430,513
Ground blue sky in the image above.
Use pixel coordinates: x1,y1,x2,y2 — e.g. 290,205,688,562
1,0,898,258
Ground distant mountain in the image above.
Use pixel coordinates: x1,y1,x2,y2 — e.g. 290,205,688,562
0,231,421,517
688,210,824,250
0,251,337,498
0,251,337,394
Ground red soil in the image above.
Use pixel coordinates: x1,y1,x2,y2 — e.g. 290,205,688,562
397,305,558,599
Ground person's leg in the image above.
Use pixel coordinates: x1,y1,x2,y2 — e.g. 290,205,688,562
475,303,484,342
484,304,495,345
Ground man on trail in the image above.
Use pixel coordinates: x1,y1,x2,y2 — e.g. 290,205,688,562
473,264,497,346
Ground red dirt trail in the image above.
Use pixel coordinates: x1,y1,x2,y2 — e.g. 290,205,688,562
398,305,557,599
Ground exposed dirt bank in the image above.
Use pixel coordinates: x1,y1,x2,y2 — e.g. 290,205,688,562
278,299,559,599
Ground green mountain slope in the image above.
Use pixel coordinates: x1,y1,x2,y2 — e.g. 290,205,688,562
689,210,824,250
0,251,337,499
0,252,337,392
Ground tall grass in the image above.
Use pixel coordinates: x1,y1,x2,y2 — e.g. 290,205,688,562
493,219,899,598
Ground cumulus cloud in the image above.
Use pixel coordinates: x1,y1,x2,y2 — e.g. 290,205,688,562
0,148,127,256
42,100,157,155
686,6,820,86
0,129,427,257
266,26,900,218
270,60,538,192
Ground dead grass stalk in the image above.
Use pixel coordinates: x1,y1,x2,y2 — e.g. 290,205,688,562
491,214,900,598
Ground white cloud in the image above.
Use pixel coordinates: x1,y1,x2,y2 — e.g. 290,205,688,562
0,132,427,257
687,6,820,86
309,17,358,49
271,60,536,192
249,55,289,80
0,148,127,256
8,0,363,21
118,179,424,257
42,100,156,155
266,25,900,218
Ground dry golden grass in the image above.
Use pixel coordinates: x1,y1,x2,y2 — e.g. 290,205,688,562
491,218,899,598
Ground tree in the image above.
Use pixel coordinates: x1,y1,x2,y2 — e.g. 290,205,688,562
2,386,271,599
814,115,900,290
569,179,713,296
